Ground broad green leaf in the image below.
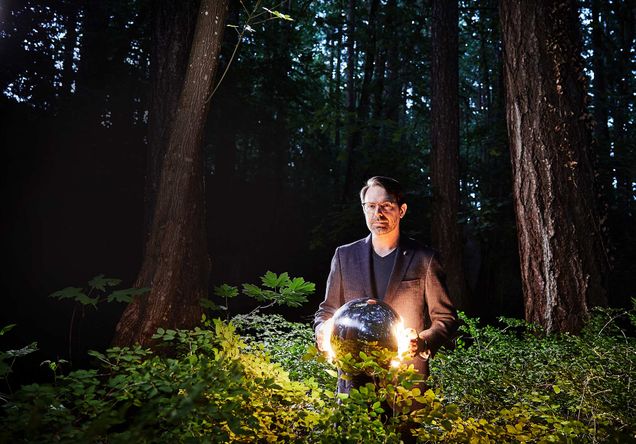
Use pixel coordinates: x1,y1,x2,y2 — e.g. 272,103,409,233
88,274,121,291
76,293,99,307
5,342,38,358
49,287,86,301
213,284,239,299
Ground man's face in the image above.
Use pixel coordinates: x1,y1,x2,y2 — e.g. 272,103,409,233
362,185,407,237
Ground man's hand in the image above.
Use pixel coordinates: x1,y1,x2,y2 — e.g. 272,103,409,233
405,328,430,359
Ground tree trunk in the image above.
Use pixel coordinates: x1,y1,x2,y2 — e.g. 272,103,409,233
430,0,468,310
500,0,607,333
611,0,635,213
113,0,229,347
342,0,357,201
144,0,198,254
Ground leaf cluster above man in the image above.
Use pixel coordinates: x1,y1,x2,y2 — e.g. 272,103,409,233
314,176,459,394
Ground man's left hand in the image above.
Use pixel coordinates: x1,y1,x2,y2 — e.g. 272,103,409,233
405,328,430,359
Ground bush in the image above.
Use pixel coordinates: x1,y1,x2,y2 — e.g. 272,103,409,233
1,302,635,443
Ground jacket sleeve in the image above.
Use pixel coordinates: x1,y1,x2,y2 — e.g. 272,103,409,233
313,248,344,335
419,252,459,355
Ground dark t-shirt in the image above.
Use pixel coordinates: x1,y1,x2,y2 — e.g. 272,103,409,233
372,248,397,300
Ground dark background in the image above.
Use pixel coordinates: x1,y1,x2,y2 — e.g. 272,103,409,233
1,0,634,384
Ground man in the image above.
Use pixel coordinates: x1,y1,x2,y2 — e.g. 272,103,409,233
314,176,458,394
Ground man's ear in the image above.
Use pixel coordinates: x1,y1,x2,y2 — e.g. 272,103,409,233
399,203,407,218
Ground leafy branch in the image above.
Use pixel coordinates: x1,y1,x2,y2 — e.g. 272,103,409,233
200,271,315,316
49,275,148,362
207,0,294,102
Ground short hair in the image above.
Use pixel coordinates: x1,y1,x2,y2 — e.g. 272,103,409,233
360,176,404,204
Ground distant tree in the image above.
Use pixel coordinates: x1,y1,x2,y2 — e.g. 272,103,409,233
500,0,608,333
430,0,468,309
113,0,229,346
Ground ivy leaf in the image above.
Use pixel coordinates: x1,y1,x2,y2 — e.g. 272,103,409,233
88,274,122,292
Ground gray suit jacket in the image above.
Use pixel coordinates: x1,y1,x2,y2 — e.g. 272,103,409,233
314,235,458,381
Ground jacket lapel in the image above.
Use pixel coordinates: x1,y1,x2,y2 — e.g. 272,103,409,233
384,237,414,304
358,235,374,299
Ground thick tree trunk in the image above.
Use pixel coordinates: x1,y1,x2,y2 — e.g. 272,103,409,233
430,0,468,310
113,0,229,346
144,0,198,254
500,0,607,333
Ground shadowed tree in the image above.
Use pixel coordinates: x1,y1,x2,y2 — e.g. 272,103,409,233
113,0,229,346
430,0,468,310
500,0,608,333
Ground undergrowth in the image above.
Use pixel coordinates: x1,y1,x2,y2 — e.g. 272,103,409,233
1,302,634,443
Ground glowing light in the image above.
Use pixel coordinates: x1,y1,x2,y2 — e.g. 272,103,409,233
391,320,415,368
320,318,335,362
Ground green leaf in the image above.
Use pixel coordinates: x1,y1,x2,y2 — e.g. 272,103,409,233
262,7,294,21
49,287,86,301
106,288,149,303
5,342,38,358
0,324,16,336
76,293,99,307
213,284,239,299
261,271,289,289
200,298,226,311
553,385,561,394
88,274,122,291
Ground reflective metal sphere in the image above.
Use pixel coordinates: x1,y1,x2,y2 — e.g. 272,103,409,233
330,298,401,374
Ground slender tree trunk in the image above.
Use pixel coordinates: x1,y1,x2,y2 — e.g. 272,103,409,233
500,0,607,333
342,0,357,201
430,0,468,310
113,0,229,347
590,0,612,259
357,0,379,128
384,0,401,123
611,0,635,212
334,23,344,150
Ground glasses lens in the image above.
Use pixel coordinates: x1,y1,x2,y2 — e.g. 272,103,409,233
363,203,377,213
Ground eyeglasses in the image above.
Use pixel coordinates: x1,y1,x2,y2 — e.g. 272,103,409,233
362,201,397,214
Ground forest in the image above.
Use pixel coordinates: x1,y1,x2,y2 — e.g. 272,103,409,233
0,0,635,442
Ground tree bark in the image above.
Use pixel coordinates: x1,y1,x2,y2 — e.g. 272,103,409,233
144,0,198,254
113,0,229,346
500,0,607,333
430,0,468,310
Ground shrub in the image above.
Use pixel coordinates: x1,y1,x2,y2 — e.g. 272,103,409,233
1,291,635,443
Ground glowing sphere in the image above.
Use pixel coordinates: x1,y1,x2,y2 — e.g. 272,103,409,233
330,298,401,374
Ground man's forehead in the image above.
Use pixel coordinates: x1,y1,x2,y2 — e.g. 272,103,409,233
365,185,391,200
